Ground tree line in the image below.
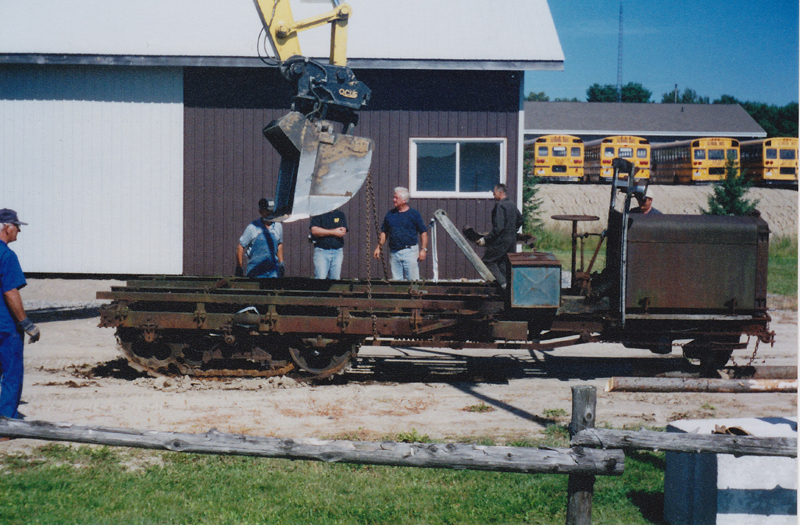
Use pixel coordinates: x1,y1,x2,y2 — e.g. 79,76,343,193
526,83,798,138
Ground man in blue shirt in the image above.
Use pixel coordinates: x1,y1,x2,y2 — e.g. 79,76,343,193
236,198,284,278
0,209,40,425
373,187,428,280
310,210,348,279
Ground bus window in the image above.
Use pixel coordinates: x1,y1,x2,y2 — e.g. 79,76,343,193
553,146,567,157
694,149,706,160
538,146,549,157
619,147,633,158
780,149,796,160
636,148,647,158
766,148,778,159
726,149,738,160
571,147,581,157
603,147,615,157
708,149,724,160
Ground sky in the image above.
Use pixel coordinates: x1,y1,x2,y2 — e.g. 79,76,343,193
525,0,799,106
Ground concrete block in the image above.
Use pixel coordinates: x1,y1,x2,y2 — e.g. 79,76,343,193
664,417,797,525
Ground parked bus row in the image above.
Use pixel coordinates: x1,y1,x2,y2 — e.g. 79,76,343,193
525,135,798,186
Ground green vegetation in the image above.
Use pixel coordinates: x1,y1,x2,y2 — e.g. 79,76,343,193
0,442,665,525
701,160,759,216
769,236,798,300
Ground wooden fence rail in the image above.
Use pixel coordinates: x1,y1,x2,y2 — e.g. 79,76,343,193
571,428,797,458
0,417,623,476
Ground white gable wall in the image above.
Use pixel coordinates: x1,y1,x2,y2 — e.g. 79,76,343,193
0,66,183,274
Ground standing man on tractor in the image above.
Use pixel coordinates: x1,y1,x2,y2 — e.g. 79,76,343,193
373,187,428,280
477,184,523,289
236,198,284,278
0,209,40,426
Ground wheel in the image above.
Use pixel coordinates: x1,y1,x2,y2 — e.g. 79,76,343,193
289,336,361,379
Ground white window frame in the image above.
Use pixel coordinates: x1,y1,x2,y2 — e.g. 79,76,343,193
409,137,507,199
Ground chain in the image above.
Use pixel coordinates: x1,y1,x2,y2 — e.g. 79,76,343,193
364,171,379,341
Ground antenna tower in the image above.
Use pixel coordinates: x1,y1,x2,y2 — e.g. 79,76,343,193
616,4,623,102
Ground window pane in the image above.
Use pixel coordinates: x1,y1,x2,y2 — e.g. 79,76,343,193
708,149,724,160
766,148,778,159
416,142,456,191
460,142,501,193
603,147,615,157
780,149,796,160
636,148,647,158
694,149,706,160
619,147,633,158
538,146,549,157
552,146,567,157
726,149,737,160
571,147,581,157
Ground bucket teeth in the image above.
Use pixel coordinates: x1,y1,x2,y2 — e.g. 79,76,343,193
263,112,374,222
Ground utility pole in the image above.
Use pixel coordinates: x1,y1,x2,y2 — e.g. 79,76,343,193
616,3,623,102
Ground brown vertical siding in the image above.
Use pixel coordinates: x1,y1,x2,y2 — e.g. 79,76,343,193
183,67,521,280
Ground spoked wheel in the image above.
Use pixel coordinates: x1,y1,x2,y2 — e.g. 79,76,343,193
288,336,362,380
118,332,182,376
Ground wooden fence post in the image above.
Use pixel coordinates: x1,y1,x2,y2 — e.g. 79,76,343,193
566,385,597,525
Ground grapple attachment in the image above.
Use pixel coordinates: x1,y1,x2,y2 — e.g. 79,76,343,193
263,111,374,222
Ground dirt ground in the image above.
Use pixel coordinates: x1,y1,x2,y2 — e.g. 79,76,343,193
0,278,795,452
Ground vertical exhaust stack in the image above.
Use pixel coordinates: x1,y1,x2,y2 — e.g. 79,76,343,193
263,112,374,222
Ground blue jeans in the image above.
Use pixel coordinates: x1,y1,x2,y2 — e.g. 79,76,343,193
314,247,344,279
0,330,24,419
389,246,420,281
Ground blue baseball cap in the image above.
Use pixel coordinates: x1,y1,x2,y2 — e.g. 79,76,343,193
0,209,27,226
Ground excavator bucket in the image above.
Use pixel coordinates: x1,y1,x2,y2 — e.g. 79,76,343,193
263,111,374,222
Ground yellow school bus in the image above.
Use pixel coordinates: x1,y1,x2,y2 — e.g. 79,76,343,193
651,137,739,184
739,137,798,187
584,136,650,182
524,135,584,182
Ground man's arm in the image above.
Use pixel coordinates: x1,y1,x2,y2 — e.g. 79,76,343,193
4,288,39,343
373,232,387,259
418,231,428,261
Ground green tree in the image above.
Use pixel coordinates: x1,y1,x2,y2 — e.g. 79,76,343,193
661,87,709,104
587,82,651,102
525,91,550,102
715,96,798,138
554,97,580,102
521,152,544,235
702,159,759,216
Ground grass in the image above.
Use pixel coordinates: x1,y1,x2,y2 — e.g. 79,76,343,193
0,440,665,525
534,228,797,304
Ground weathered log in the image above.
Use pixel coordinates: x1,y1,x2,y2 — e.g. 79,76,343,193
0,418,624,476
605,377,797,393
567,385,597,525
571,428,797,458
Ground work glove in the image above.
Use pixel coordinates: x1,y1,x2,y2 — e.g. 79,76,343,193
476,237,486,246
19,317,40,343
235,265,245,277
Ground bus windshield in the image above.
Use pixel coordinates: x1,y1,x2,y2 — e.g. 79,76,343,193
767,148,778,159
571,147,581,157
708,149,725,160
636,148,647,158
603,147,615,157
538,146,548,157
694,149,706,160
619,147,633,158
553,146,567,157
780,149,797,160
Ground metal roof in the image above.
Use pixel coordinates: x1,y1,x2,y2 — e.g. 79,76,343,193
0,0,564,70
524,102,766,138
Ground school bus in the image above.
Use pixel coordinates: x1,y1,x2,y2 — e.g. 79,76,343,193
524,135,584,182
584,136,650,182
739,137,798,187
651,137,739,184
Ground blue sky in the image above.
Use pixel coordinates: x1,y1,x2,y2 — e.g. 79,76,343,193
525,1,799,106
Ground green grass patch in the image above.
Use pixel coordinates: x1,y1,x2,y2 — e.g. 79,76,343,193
0,444,665,524
768,235,798,300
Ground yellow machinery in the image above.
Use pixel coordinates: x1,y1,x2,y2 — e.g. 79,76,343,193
252,0,373,222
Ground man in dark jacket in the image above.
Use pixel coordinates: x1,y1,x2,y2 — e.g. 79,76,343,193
477,184,523,289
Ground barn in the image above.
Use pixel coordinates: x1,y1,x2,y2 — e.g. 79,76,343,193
0,1,564,280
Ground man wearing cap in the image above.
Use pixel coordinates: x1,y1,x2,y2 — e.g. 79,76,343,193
631,188,662,215
0,209,40,423
236,198,284,278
